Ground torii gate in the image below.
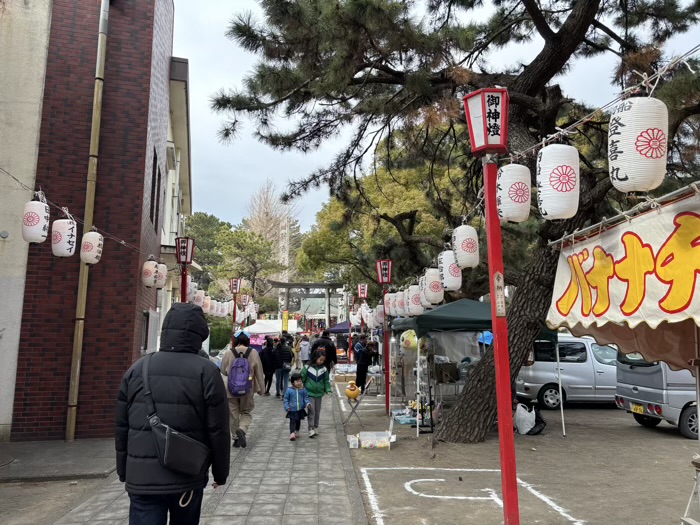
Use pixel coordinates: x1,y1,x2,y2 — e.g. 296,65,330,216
267,280,342,328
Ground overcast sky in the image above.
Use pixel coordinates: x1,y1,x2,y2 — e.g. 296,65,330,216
173,1,699,232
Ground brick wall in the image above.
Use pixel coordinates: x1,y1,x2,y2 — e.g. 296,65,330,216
12,0,175,440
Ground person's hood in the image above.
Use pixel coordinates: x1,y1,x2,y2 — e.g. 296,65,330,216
159,303,209,354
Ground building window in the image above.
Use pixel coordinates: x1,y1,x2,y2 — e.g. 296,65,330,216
150,148,157,224
155,167,162,231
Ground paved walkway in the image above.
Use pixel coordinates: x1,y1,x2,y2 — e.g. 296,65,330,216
52,393,368,525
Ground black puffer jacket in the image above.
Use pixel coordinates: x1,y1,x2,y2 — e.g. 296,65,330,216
115,303,230,495
274,344,294,369
311,336,338,369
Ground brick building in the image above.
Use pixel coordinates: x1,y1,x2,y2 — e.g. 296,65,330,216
0,0,192,440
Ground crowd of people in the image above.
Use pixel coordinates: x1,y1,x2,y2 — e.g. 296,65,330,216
115,305,370,524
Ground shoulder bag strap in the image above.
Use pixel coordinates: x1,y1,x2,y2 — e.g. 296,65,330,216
244,348,252,359
142,353,158,419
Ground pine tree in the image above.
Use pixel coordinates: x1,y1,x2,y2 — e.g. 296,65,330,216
213,0,700,442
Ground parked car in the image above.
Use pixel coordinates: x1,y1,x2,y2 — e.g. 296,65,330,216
615,351,697,439
516,335,618,409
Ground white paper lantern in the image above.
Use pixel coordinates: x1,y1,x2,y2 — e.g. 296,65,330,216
407,285,424,316
153,263,167,289
141,259,158,287
452,225,479,269
80,231,104,264
608,97,668,193
194,290,205,307
22,201,50,243
537,144,580,220
418,276,432,308
395,291,406,317
424,268,444,304
51,219,77,257
202,295,211,314
376,302,385,323
438,251,462,291
386,293,396,317
497,164,531,223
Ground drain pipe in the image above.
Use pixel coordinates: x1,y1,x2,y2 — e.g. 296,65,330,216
66,0,110,442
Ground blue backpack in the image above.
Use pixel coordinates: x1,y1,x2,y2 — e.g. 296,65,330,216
228,348,253,397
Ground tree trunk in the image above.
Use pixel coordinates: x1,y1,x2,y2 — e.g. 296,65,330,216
435,243,560,442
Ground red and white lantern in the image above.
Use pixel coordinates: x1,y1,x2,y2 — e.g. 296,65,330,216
80,231,104,265
376,259,393,285
230,278,241,294
175,237,195,265
384,293,395,317
51,218,77,257
22,200,50,243
608,97,668,193
452,225,479,269
395,291,406,317
462,88,510,156
155,263,168,289
142,258,158,287
418,276,431,308
497,164,531,223
407,285,424,316
438,251,462,291
358,284,369,299
194,290,205,307
376,302,385,323
202,295,211,314
424,268,444,304
537,144,580,220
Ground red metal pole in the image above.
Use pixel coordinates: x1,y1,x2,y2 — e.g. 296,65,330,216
180,264,188,303
483,158,520,524
383,286,390,415
231,294,237,347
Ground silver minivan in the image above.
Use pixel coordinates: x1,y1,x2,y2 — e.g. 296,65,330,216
516,335,618,409
615,351,697,439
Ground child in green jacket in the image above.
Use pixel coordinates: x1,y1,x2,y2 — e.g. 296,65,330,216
302,349,332,438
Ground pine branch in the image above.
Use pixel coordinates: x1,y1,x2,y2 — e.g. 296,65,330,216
521,0,555,40
591,19,637,51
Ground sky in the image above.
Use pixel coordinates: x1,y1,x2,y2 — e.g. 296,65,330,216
172,1,700,232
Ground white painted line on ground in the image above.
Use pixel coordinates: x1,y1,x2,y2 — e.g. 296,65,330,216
335,383,347,413
517,477,586,525
360,468,385,525
360,467,586,525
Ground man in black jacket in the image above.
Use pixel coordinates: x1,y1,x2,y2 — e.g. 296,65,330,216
311,330,338,371
115,303,230,525
274,337,294,398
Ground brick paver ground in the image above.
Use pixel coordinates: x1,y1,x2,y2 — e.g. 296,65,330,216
52,392,367,525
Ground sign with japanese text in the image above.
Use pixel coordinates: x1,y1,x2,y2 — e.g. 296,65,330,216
493,272,506,318
175,237,195,265
230,278,241,294
376,259,393,284
547,191,700,332
282,310,289,332
358,283,369,299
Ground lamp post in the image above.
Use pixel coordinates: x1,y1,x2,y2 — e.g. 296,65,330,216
175,237,195,304
376,260,392,415
230,278,240,347
462,88,520,525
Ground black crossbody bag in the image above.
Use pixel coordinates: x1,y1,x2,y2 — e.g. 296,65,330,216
142,353,210,476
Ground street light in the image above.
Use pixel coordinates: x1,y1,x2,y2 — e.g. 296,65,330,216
175,237,195,304
375,260,392,415
462,87,520,525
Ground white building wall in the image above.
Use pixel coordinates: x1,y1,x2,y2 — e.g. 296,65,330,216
0,1,53,441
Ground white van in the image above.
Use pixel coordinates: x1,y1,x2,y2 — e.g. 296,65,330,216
616,351,697,439
516,335,618,409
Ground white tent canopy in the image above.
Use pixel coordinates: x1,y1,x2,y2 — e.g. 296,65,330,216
245,319,299,335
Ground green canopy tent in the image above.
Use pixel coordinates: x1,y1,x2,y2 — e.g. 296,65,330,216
391,299,493,338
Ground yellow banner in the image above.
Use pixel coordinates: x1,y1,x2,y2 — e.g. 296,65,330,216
282,310,289,332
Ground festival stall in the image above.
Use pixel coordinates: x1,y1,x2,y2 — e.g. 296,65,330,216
544,186,700,519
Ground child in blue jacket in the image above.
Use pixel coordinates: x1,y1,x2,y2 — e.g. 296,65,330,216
284,372,311,441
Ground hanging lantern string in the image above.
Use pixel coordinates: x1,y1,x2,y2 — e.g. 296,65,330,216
1,166,152,257
509,42,700,163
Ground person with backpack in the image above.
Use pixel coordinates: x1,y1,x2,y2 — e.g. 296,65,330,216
274,337,294,398
221,331,264,448
302,349,332,437
115,303,230,525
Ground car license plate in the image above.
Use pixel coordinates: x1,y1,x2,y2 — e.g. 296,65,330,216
632,403,644,415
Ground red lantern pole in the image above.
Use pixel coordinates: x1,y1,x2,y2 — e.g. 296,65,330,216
231,295,237,347
484,156,519,524
180,265,188,303
383,286,390,415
